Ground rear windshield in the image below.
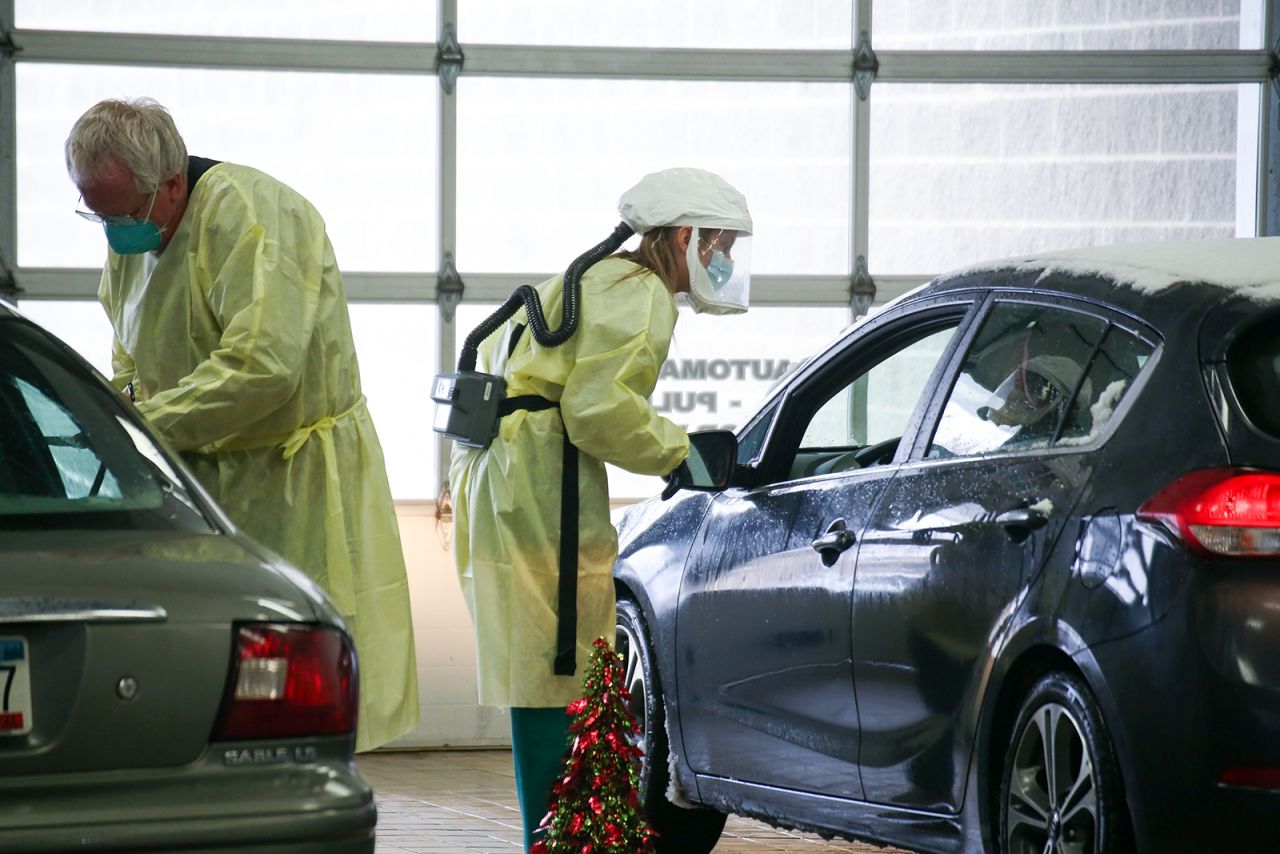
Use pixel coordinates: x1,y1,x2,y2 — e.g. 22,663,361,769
0,318,212,532
1227,315,1280,438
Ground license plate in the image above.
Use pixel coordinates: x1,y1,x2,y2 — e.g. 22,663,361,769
0,637,32,736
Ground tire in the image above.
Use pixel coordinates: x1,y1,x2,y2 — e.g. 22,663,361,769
999,671,1130,854
616,598,726,854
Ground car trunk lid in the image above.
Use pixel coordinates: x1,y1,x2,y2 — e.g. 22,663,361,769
0,530,322,774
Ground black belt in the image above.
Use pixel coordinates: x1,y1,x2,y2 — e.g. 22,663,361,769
497,394,578,676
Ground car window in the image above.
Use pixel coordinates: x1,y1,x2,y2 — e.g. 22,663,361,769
787,323,959,479
0,320,210,530
1226,311,1280,438
736,402,777,465
10,375,126,500
1056,325,1151,446
928,302,1151,458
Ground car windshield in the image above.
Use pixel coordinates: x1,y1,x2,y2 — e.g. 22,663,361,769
0,318,212,532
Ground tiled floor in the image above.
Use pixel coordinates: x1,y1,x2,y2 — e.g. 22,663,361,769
360,749,910,853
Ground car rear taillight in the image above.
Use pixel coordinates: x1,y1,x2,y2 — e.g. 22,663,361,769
212,623,357,740
1138,468,1280,557
1219,766,1280,789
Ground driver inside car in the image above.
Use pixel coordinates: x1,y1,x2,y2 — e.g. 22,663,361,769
977,354,1089,442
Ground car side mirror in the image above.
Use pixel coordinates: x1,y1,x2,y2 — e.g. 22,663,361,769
676,429,737,491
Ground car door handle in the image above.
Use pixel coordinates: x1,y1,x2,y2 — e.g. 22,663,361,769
994,505,1050,543
812,518,856,566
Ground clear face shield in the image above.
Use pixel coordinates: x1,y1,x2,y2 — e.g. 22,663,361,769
977,367,1066,428
685,227,752,315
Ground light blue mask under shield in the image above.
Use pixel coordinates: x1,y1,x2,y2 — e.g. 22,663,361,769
705,250,734,290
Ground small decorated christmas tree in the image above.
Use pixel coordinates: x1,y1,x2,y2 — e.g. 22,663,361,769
531,637,656,853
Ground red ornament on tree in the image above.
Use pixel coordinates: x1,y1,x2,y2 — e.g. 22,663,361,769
532,638,656,852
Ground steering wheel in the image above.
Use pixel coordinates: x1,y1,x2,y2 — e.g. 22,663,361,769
851,437,900,468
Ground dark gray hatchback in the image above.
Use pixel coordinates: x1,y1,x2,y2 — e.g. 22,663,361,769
613,237,1280,853
0,304,374,852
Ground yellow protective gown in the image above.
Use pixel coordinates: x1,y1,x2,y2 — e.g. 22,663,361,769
450,256,690,708
98,161,419,752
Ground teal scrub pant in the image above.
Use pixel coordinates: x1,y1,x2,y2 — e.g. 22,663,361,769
510,706,571,851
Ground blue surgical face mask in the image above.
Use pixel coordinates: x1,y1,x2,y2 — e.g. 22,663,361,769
103,219,164,255
96,189,169,255
705,250,734,290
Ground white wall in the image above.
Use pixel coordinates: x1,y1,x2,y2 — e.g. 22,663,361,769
384,499,652,750
384,502,512,749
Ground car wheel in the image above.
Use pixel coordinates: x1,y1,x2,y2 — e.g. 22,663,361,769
615,597,726,854
1000,672,1129,854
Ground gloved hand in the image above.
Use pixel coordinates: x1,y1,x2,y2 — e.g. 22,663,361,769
660,461,691,501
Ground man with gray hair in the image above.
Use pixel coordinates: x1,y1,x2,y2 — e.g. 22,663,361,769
66,97,419,752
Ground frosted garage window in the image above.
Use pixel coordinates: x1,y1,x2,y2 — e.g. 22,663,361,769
869,83,1254,276
656,306,850,432
18,64,436,272
874,1,1259,50
348,304,437,499
14,301,116,380
454,304,500,370
462,0,851,48
457,77,850,277
15,0,435,41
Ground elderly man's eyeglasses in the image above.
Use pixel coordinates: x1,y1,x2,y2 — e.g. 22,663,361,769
75,189,158,226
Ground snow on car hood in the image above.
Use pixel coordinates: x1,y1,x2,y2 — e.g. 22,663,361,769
961,236,1280,302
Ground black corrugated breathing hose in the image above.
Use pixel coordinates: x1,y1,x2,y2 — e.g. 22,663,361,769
456,221,637,372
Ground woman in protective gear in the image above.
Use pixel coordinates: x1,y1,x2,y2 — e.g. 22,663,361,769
449,167,753,848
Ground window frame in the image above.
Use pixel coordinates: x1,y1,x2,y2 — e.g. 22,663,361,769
743,294,979,488
909,290,1163,464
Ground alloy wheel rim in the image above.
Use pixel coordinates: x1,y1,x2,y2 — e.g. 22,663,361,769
1006,701,1098,854
615,621,649,756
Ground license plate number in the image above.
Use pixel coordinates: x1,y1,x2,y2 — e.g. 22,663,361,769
0,637,32,736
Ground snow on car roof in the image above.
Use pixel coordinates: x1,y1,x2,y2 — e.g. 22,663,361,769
962,236,1280,302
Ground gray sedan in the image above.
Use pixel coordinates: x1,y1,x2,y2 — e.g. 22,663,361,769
0,303,374,852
